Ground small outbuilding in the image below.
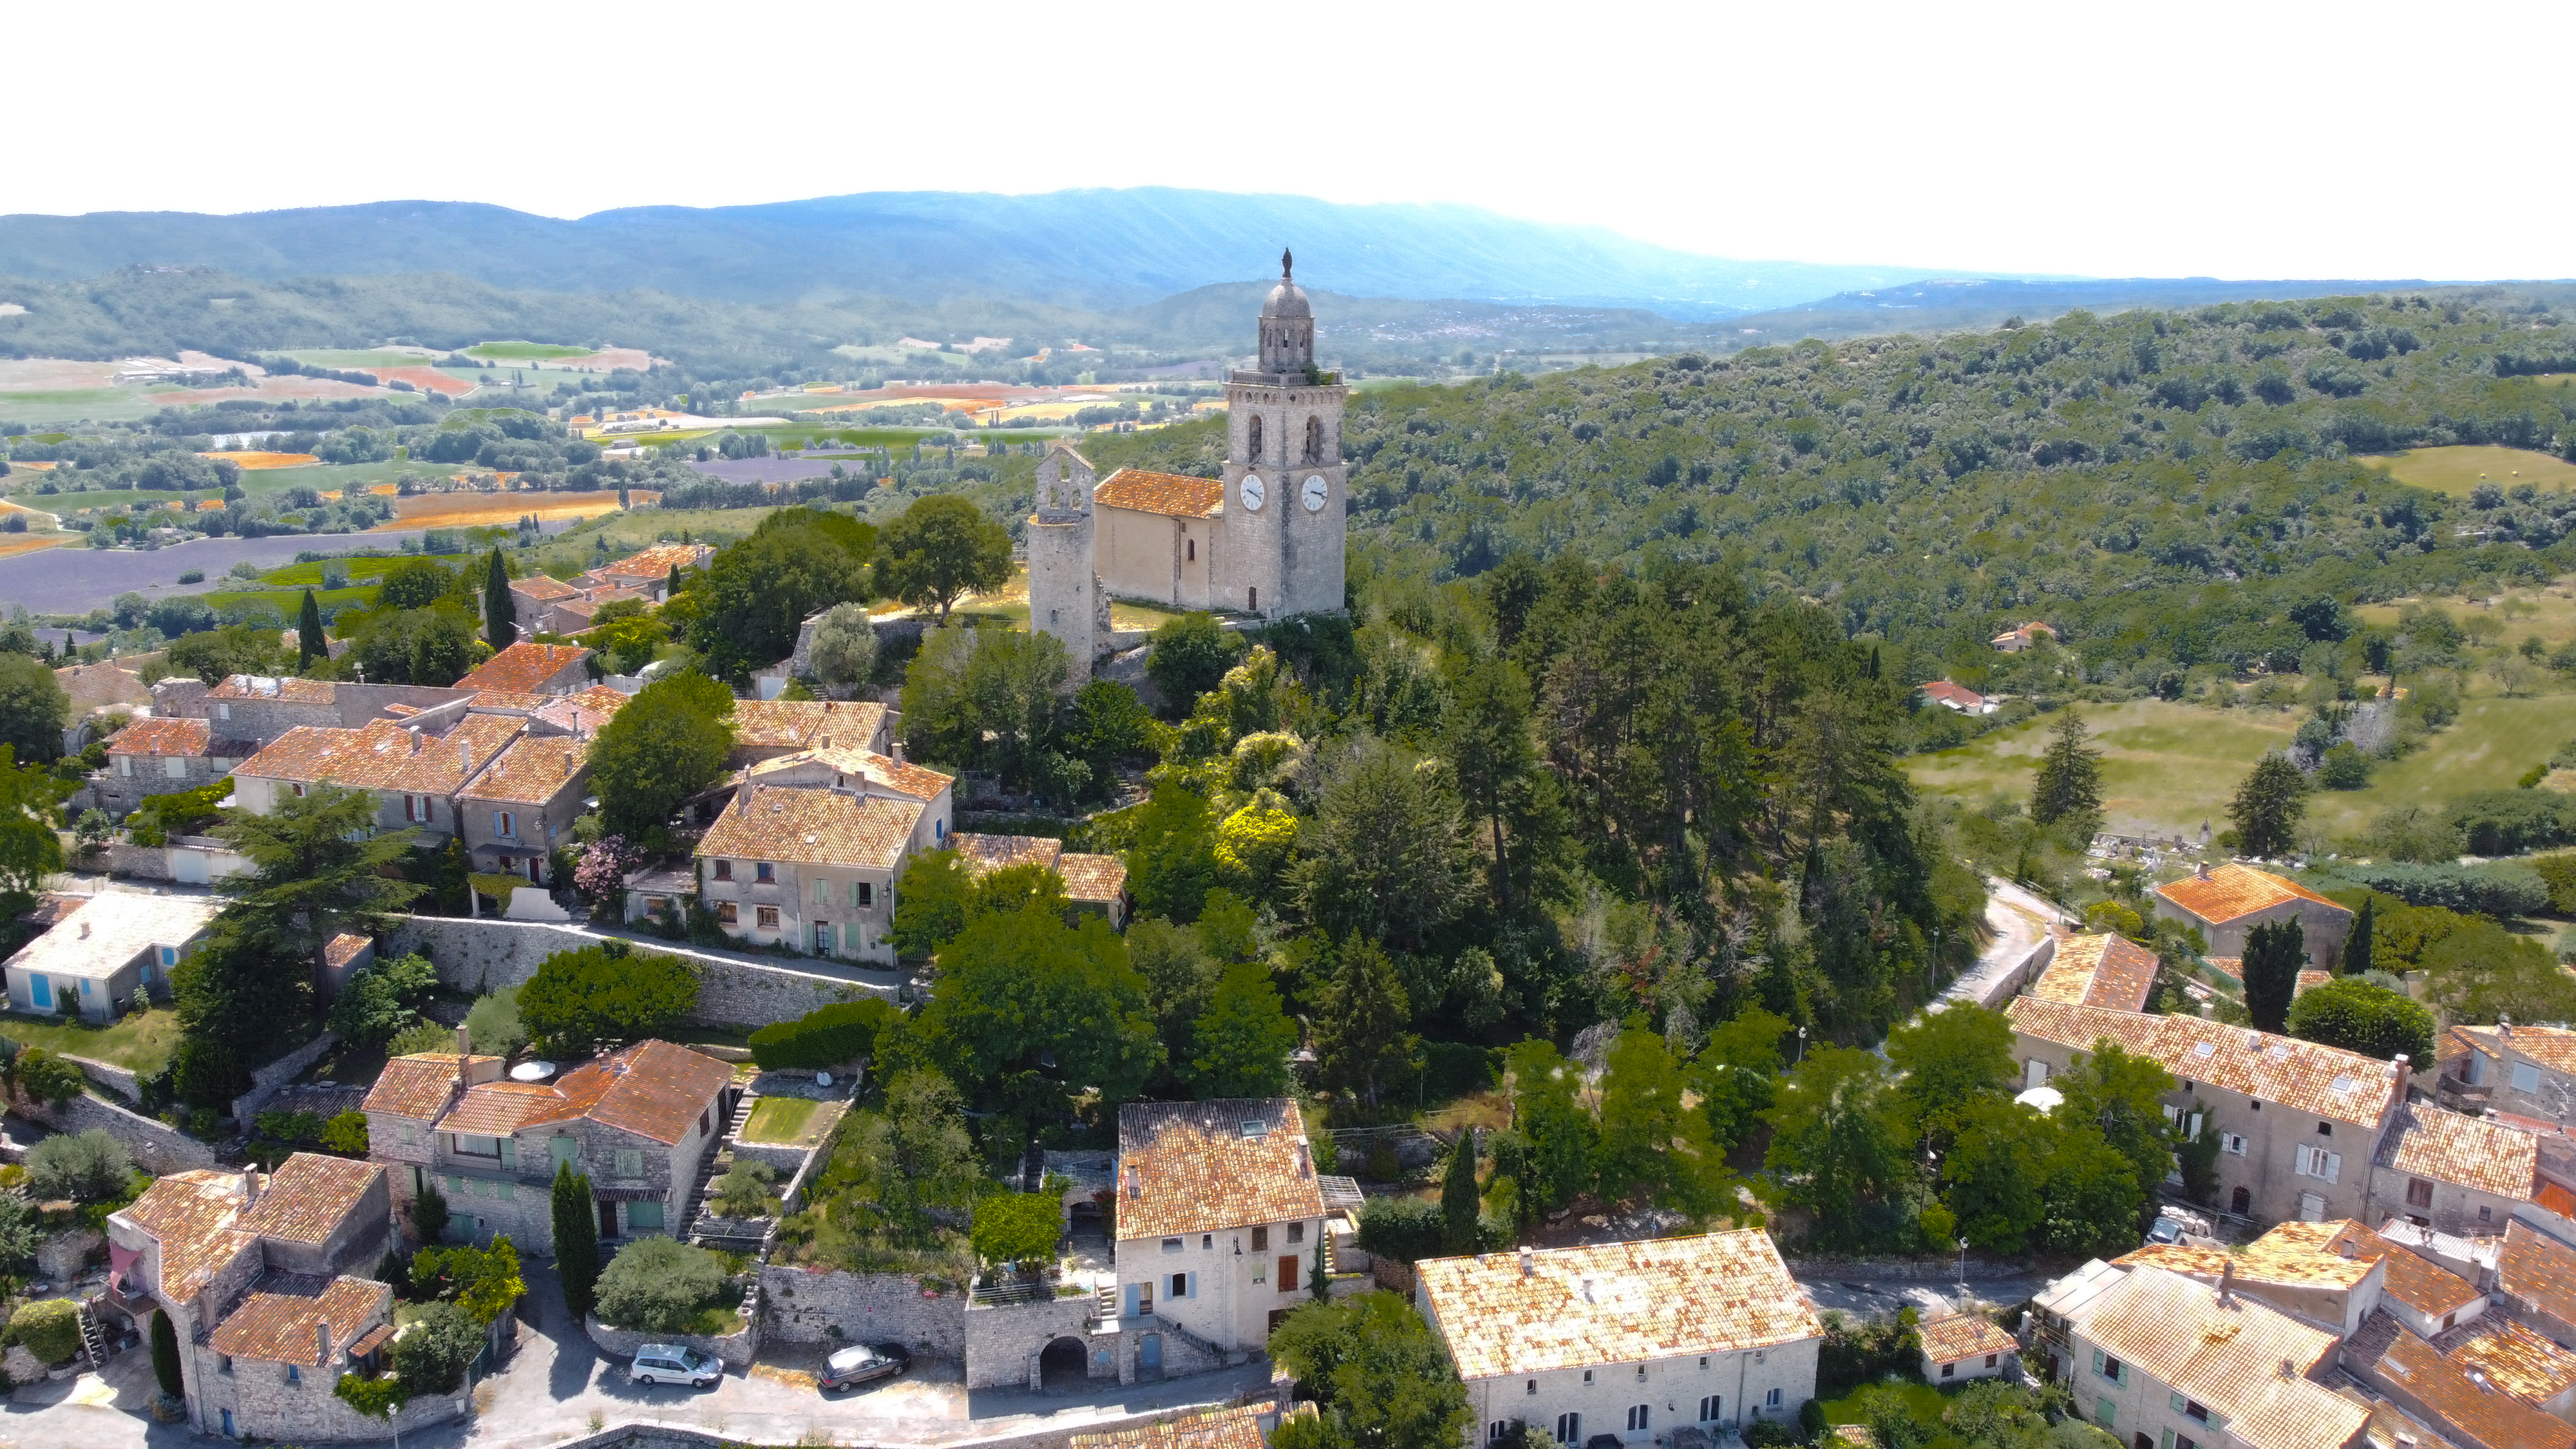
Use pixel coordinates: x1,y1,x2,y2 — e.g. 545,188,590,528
1917,1312,2016,1383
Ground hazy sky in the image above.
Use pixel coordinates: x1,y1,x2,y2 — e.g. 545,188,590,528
17,0,2572,281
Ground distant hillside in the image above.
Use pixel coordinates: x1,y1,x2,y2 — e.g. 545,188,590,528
1725,276,2460,342
0,188,2027,314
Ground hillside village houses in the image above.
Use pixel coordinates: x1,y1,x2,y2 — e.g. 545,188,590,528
2,891,215,1019
2154,860,2356,972
1416,1229,1824,1446
506,542,710,636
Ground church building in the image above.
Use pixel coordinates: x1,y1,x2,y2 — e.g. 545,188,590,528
1028,251,1349,681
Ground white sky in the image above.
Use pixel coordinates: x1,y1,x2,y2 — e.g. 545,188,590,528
14,0,2572,281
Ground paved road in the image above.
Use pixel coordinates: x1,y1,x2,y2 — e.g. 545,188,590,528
1939,877,2075,1010
1785,1265,2050,1321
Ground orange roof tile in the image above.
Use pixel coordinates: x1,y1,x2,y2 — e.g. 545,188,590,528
323,933,370,969
445,1039,730,1146
238,1154,381,1246
2434,1315,2576,1408
2295,969,2332,997
236,714,523,795
1917,1312,2016,1365
2287,1220,2483,1318
108,716,212,757
210,674,336,703
2377,1102,2537,1199
2157,863,2347,925
509,574,578,601
118,1169,253,1298
2502,1221,2576,1329
2374,1320,2576,1449
1059,852,1128,906
2456,1023,2576,1076
1096,468,1224,518
466,690,554,712
2006,998,2403,1126
363,1053,495,1120
455,642,590,694
697,786,923,870
459,734,589,806
1070,1405,1267,1449
209,1274,386,1367
2070,1265,2365,1449
592,542,710,580
2031,932,2161,1011
1417,1230,1820,1380
727,700,891,754
2119,1225,2382,1293
1117,1099,1325,1242
953,832,1064,873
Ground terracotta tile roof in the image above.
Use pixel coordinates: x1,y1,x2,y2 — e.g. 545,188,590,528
2543,1179,2576,1219
569,684,634,717
2157,863,2347,925
118,1169,254,1298
2456,1023,2576,1076
238,1154,381,1245
446,1039,730,1146
2502,1220,2576,1328
2296,969,2333,997
697,786,923,870
1917,1312,2016,1365
1059,853,1128,906
2069,1264,2365,1449
2434,1315,2576,1407
363,1053,495,1120
509,574,578,601
108,716,211,757
954,832,1064,873
1116,1099,1326,1241
592,542,710,580
345,1321,397,1359
459,734,589,806
455,642,590,694
2031,932,2160,1011
2372,1320,2576,1449
2377,1103,2537,1199
2287,1220,2484,1319
209,1274,386,1367
466,690,554,712
728,701,892,755
323,933,369,969
236,714,524,795
2117,1225,2380,1292
2005,998,2404,1126
1920,681,1987,709
211,674,336,703
1069,1405,1267,1449
1418,1229,1820,1380
1096,468,1224,518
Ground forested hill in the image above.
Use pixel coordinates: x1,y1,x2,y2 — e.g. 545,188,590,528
1092,290,2576,678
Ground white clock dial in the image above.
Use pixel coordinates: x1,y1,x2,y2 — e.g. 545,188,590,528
1302,475,1329,513
1239,473,1267,511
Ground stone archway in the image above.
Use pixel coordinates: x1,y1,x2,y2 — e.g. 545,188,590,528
1039,1336,1088,1391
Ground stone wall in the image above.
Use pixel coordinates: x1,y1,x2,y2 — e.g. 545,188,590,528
383,918,890,1028
64,1054,140,1104
757,1266,966,1356
230,1032,339,1126
586,1311,759,1370
964,1293,1096,1390
35,1227,102,1283
19,1090,218,1174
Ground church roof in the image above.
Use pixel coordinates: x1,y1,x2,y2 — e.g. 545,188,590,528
1097,469,1223,519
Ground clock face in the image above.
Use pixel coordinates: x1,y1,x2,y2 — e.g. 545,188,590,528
1302,475,1329,513
1239,473,1267,511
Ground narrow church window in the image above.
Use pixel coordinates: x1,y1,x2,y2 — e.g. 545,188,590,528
1248,415,1264,461
1249,587,1258,611
1187,539,1196,562
1304,415,1325,463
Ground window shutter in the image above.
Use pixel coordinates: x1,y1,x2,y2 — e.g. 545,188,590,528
2294,1145,2313,1177
2171,1393,2187,1413
2324,1151,2341,1184
2092,1350,2105,1376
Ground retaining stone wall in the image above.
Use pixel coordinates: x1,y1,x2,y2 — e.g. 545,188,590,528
20,1091,218,1173
35,1227,101,1283
383,918,887,1029
231,1032,338,1126
964,1293,1095,1390
585,1311,759,1370
1783,1256,2029,1282
64,1054,139,1104
757,1266,966,1356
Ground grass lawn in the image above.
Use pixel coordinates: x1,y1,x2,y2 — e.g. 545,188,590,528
1821,1381,1949,1429
1909,699,2297,836
0,1005,185,1073
284,348,441,369
741,1096,820,1144
468,341,595,362
2356,444,2576,497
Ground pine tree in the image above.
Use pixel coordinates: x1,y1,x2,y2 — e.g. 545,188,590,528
2229,753,2310,858
482,548,516,651
1313,938,1417,1110
2344,895,2374,978
2242,918,2307,1033
2029,708,2105,831
552,1162,600,1321
1441,1127,1480,1251
149,1309,184,1400
296,588,327,668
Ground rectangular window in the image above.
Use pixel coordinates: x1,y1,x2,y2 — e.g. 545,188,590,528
404,793,419,822
714,860,734,882
1699,1397,1721,1423
855,881,875,908
1984,1354,1997,1368
1162,1238,1182,1253
498,1181,515,1202
717,902,739,925
2222,1134,2247,1155
1170,1272,1188,1300
2094,1351,2123,1384
755,905,780,931
1627,1406,1649,1433
1555,1414,1582,1444
2515,1063,2544,1093
2407,1178,2433,1209
117,756,133,777
1253,1226,1269,1251
755,862,775,883
164,755,187,779
1279,1255,1298,1293
219,1355,233,1376
1490,1425,1511,1444
1942,1362,1956,1378
1765,1389,1781,1408
816,877,831,907
498,811,515,837
1287,1222,1304,1244
626,1200,665,1231
455,1134,500,1158
615,1148,643,1177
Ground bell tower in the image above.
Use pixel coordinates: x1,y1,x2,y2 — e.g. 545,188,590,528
1027,441,1103,683
1220,249,1347,619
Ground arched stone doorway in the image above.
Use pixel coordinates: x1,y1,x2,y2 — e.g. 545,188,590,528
1039,1336,1088,1391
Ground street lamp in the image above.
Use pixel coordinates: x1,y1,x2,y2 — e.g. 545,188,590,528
1795,1026,1806,1066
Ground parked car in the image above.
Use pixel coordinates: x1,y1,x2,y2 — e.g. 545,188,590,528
820,1341,913,1391
2146,1208,2212,1245
629,1344,722,1388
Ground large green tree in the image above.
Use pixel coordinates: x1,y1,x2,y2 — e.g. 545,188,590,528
914,907,1160,1122
1593,1026,1726,1214
1312,937,1417,1110
2344,894,2376,977
0,748,64,909
1440,652,1544,915
348,605,479,687
589,669,735,839
2230,752,2310,858
1188,963,1300,1099
874,495,1010,623
2029,708,2104,831
1127,781,1221,922
552,1162,600,1321
1291,737,1473,954
2056,1038,2179,1233
1691,1006,1788,1153
1883,1003,2017,1151
516,942,700,1057
687,508,875,680
2286,976,2435,1063
1268,1293,1471,1449
2242,918,2308,1033
297,589,327,668
0,654,68,764
1504,1038,1596,1211
482,548,516,650
1762,1045,1906,1248
1144,612,1236,712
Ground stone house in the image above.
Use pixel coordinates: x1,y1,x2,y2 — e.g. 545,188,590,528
2025,930,2159,1013
232,714,527,845
1418,1229,1823,1445
455,642,592,696
689,783,924,961
2005,999,2409,1224
368,1039,736,1249
579,542,711,603
360,1041,508,1218
92,716,255,815
1113,1100,1327,1359
2373,1100,2541,1238
104,1153,423,1443
2352,1319,2576,1449
3,892,216,1020
953,831,1131,928
723,699,894,768
1916,1313,2015,1385
455,734,590,886
2501,1222,2576,1349
2117,1218,2487,1343
1991,621,2056,652
2153,862,2354,972
507,574,580,634
2438,1021,2576,1124
160,674,477,748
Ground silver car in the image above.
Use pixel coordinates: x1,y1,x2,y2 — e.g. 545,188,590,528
629,1344,721,1388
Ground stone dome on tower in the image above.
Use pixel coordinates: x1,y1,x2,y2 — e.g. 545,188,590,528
1263,248,1312,319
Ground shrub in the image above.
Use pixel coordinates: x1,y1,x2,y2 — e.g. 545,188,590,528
11,1048,86,1108
709,1159,779,1218
971,1192,1063,1266
465,983,526,1056
10,1300,80,1365
169,1037,249,1108
2286,978,2436,1064
1354,1195,1444,1265
321,1111,370,1155
412,1180,449,1243
594,1236,729,1333
746,998,898,1071
2329,862,2548,918
2443,790,2576,856
518,942,698,1057
26,1129,132,1203
389,1300,482,1394
386,1021,457,1057
1419,1040,1498,1099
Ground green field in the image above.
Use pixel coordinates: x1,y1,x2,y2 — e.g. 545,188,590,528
285,348,439,369
468,341,594,361
0,1005,185,1073
0,388,145,424
2356,445,2576,497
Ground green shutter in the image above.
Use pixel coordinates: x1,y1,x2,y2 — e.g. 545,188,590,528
2170,1393,2187,1413
2095,1400,2114,1429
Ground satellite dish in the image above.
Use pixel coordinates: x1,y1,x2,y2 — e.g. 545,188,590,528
816,1070,833,1087
511,1060,557,1083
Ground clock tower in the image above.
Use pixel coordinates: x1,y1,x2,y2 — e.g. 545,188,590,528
1221,249,1347,618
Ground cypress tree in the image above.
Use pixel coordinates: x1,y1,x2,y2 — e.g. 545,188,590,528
2344,895,2374,978
149,1309,184,1400
482,547,517,651
553,1162,600,1321
296,588,326,668
2243,918,2308,1034
1441,1127,1481,1251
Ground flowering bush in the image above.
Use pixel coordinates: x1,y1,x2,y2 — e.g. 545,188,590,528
573,835,643,905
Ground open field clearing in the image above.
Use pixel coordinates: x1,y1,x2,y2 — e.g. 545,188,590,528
2357,445,2576,497
370,366,478,396
388,490,623,529
0,534,67,560
466,341,593,361
286,348,441,368
204,451,319,469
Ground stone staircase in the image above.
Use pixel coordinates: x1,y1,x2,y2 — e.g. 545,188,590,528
685,1081,766,1249
74,1298,107,1367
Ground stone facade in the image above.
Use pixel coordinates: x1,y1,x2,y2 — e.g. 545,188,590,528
757,1267,967,1354
192,1368,462,1444
381,917,887,1025
958,1291,1222,1391
587,1309,757,1370
18,1089,218,1173
230,1031,341,1128
164,677,477,748
1027,445,1111,685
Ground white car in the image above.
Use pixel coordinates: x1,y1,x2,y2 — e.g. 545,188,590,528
629,1344,721,1388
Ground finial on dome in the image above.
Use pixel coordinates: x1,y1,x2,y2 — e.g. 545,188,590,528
1282,247,1293,280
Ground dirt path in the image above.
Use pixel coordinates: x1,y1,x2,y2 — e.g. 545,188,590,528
1940,877,2073,1010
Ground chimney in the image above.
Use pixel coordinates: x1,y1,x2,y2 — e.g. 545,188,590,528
79,919,90,939
2501,1015,2514,1037
242,1168,261,1207
2195,861,2211,880
316,1317,332,1366
891,740,905,764
459,739,471,773
456,1024,471,1057
2392,1054,2410,1079
1519,1248,1535,1278
2217,1258,2235,1303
